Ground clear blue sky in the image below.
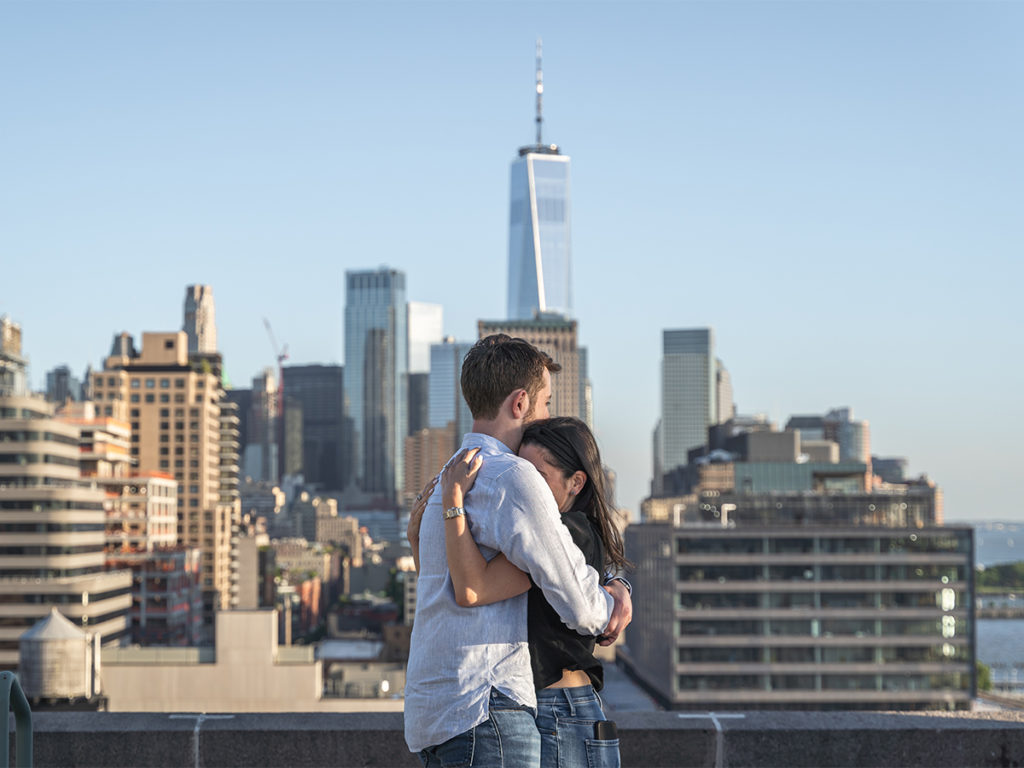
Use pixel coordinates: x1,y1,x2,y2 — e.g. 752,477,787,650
2,1,1021,522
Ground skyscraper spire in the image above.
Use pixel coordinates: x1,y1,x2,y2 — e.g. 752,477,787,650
535,38,543,146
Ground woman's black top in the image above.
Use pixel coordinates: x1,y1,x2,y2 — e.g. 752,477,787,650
527,504,606,691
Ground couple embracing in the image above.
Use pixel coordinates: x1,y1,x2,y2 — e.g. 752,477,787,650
405,333,633,768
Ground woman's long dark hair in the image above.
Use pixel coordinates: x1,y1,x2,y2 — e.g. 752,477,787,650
521,417,632,572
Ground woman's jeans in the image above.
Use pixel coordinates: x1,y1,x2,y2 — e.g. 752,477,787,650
535,685,621,768
418,688,540,768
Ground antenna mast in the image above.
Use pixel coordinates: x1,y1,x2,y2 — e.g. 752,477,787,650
535,38,543,146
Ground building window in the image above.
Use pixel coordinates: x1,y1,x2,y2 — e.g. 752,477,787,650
130,409,139,418
130,394,140,403
174,394,185,404
175,378,185,389
145,394,154,403
160,379,170,388
159,460,169,469
160,394,170,403
130,380,140,389
104,406,112,416
107,377,117,386
145,379,155,389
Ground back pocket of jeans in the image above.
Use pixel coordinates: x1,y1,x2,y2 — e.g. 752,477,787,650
433,728,475,768
585,737,621,768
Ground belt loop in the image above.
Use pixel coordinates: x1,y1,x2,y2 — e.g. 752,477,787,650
562,687,576,715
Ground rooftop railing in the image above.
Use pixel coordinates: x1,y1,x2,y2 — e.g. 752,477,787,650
1,671,32,768
10,709,1024,767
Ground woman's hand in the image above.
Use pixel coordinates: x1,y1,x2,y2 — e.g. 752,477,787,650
407,475,438,571
442,447,483,509
440,447,531,606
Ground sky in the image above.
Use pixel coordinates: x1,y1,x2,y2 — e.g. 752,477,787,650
2,1,1022,523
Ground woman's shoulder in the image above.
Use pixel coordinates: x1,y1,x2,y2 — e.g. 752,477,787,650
560,509,603,564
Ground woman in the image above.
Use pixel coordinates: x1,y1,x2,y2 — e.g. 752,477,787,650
409,416,631,768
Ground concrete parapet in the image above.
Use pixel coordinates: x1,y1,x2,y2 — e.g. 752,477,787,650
9,710,1024,767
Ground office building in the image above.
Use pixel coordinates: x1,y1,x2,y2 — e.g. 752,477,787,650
407,373,429,436
0,316,26,395
786,409,872,467
45,364,83,404
91,331,237,618
404,425,456,506
825,407,871,465
183,285,217,355
407,303,442,437
241,369,278,485
507,42,572,321
344,268,407,500
623,510,973,711
0,324,132,670
659,329,722,478
631,410,966,710
716,359,735,425
428,339,474,453
407,302,443,374
281,365,346,491
55,400,203,646
478,316,585,423
873,457,908,485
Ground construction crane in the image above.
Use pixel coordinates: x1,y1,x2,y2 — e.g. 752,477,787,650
262,317,289,419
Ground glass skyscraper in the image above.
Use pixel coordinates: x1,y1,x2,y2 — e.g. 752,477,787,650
660,328,719,475
344,268,407,500
508,147,572,320
428,339,474,452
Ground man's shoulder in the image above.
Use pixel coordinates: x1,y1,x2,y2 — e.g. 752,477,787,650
482,452,545,489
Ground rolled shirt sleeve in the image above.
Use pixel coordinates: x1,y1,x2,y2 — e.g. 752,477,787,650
480,461,612,636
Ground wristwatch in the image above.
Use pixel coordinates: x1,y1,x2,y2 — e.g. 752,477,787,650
443,506,466,520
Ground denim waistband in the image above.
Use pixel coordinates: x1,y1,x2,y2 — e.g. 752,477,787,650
536,684,600,708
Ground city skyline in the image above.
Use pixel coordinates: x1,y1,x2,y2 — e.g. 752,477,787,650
2,2,1021,522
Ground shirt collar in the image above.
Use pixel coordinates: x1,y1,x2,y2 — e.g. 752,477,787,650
463,432,514,456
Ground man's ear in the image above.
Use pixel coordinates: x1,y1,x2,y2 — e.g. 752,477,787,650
509,388,530,420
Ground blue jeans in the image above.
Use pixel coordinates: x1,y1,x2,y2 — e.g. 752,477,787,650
535,685,620,768
418,688,540,767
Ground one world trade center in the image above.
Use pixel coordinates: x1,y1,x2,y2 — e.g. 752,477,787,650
507,40,572,321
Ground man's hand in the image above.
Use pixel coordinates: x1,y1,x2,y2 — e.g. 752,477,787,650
598,579,632,646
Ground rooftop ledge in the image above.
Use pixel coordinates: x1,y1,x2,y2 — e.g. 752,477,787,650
9,710,1024,767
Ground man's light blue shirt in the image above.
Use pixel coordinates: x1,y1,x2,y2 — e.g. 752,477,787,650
404,432,613,754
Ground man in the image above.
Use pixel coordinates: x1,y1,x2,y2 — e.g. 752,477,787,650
405,334,631,766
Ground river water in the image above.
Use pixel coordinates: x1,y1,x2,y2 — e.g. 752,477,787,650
977,619,1024,692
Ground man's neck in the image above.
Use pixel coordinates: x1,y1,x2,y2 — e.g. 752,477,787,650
470,419,522,454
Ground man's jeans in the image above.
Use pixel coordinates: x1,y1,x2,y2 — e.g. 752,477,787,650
535,685,620,768
418,688,540,767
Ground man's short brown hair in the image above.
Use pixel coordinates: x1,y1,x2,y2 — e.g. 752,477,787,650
461,334,561,420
